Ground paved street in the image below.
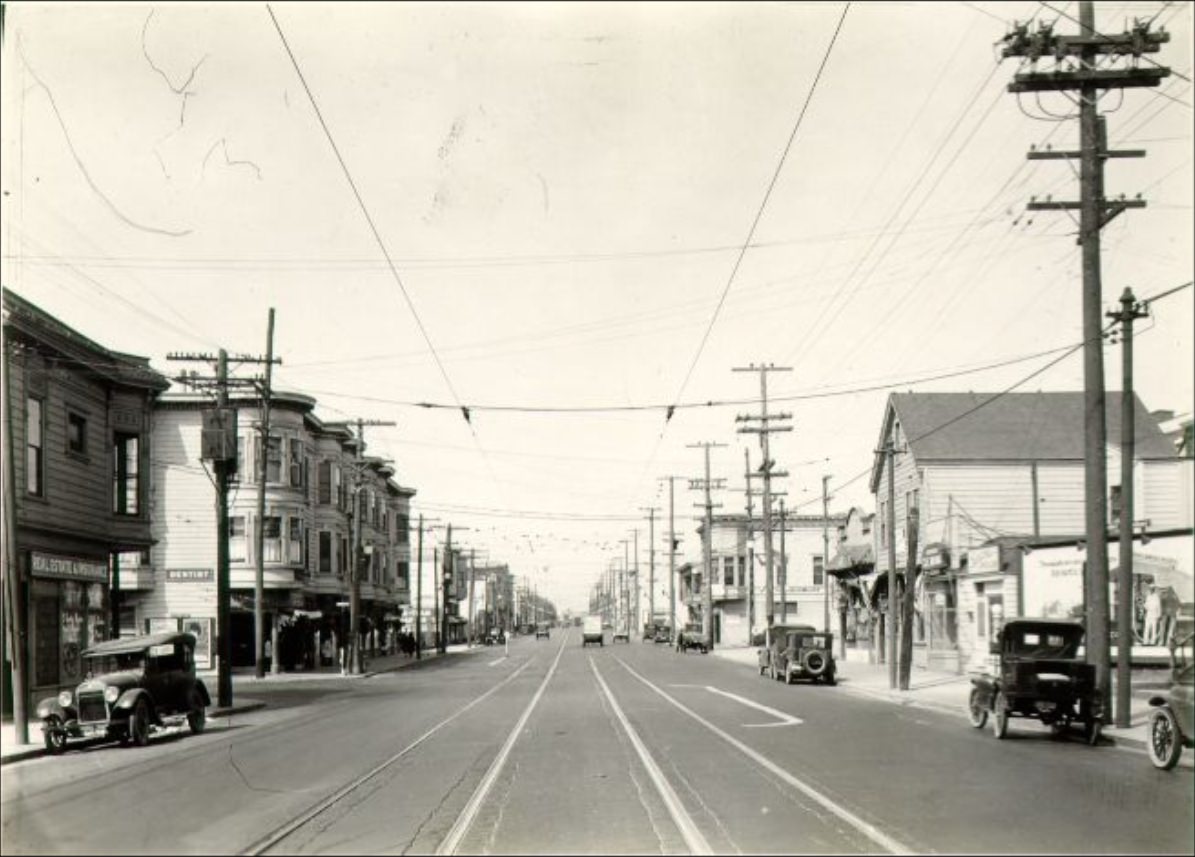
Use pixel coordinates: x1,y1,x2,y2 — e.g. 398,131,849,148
3,632,1192,855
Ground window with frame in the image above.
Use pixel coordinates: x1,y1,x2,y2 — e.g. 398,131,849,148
26,397,44,496
266,435,283,483
263,516,282,562
813,555,825,586
318,460,332,504
396,514,410,544
67,412,88,455
723,556,735,586
288,517,303,564
289,439,304,488
113,433,140,515
230,516,247,562
338,535,349,576
319,531,332,574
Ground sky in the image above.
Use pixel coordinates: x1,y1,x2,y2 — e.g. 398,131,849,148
2,1,1192,616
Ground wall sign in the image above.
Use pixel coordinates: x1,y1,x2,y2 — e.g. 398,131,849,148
166,568,214,582
31,552,107,582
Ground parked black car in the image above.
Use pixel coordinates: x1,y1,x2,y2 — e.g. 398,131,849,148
758,624,835,684
677,625,709,654
968,618,1101,744
36,632,211,754
1147,627,1194,770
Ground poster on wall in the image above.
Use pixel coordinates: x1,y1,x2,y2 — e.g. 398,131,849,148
181,618,214,669
1021,534,1194,647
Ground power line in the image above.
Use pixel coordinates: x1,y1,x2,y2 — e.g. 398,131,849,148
665,3,851,421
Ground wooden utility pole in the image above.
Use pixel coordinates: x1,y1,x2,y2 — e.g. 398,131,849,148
2,334,28,742
1108,288,1148,727
778,499,787,623
899,507,920,691
1002,0,1169,722
416,515,425,658
169,348,274,705
660,476,680,639
440,527,453,654
688,442,726,650
744,449,758,644
640,507,658,629
254,308,277,680
822,475,832,634
734,364,791,636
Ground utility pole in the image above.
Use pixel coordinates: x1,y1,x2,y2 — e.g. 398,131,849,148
734,364,791,637
433,546,441,652
414,515,440,659
3,334,28,743
899,506,920,691
633,528,640,633
778,498,787,623
254,308,278,680
169,348,274,706
441,527,453,654
743,449,758,644
467,548,476,646
688,442,727,650
1002,0,1169,721
822,474,831,634
1108,288,1149,727
640,506,658,629
660,476,680,640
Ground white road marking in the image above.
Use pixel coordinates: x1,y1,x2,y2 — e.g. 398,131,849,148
617,657,916,856
590,658,713,855
702,685,803,728
488,657,508,666
437,633,569,855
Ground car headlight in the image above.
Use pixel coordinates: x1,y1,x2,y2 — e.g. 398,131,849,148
104,686,120,704
58,691,73,708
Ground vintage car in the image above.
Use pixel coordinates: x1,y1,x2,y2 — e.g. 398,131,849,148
967,618,1102,744
582,616,604,647
612,623,631,644
37,632,211,754
677,625,709,654
653,623,673,644
535,622,551,640
1146,628,1194,770
758,624,835,685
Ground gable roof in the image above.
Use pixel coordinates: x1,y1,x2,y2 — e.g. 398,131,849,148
870,391,1178,491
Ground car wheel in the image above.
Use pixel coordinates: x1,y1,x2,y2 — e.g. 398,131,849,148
130,699,151,747
824,668,837,687
992,691,1009,739
43,716,67,755
967,687,988,729
785,668,795,685
1148,708,1183,770
1084,712,1102,747
187,700,206,735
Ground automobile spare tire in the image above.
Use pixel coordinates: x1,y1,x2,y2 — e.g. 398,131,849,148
802,649,827,677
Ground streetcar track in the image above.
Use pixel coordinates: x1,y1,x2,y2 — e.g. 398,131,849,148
243,655,537,856
435,634,570,855
615,655,918,855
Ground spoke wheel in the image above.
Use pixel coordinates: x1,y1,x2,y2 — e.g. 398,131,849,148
43,716,67,755
130,699,151,747
967,688,988,729
187,702,206,735
1148,708,1183,770
992,691,1009,739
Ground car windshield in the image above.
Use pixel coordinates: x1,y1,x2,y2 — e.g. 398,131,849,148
84,651,146,676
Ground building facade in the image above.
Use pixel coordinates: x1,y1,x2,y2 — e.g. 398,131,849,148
3,290,169,716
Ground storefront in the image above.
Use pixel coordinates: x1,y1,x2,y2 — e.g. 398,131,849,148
26,551,110,708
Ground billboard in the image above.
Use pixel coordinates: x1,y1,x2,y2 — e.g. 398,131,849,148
1021,533,1193,647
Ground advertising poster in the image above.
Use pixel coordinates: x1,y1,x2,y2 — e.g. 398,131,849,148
1022,534,1194,647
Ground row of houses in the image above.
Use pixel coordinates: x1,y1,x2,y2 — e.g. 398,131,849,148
674,391,1192,673
1,290,436,717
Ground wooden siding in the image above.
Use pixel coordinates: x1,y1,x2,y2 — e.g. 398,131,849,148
1033,464,1086,534
10,350,154,547
1142,458,1194,530
150,410,217,569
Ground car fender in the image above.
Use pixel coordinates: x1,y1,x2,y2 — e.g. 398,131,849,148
1147,694,1170,709
36,698,73,722
193,680,212,708
114,687,153,716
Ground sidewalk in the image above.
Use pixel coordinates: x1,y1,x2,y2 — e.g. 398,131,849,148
0,644,482,766
711,644,1177,757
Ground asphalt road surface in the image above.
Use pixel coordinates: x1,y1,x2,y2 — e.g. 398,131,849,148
2,630,1192,855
